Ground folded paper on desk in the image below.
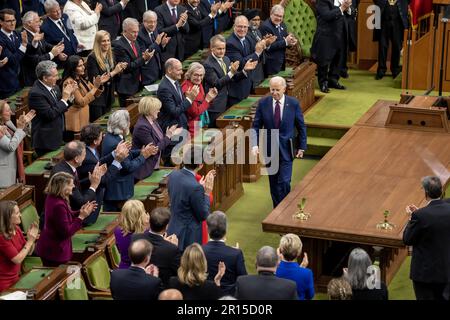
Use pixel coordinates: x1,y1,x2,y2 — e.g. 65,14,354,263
144,84,159,92
0,291,27,300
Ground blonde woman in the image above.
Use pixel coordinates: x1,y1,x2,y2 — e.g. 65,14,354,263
86,30,127,121
168,243,225,300
132,96,182,180
36,172,96,266
114,200,149,269
275,233,315,300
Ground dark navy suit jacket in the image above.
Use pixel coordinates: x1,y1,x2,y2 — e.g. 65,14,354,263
101,133,146,201
41,14,79,57
0,30,25,98
132,115,171,180
225,33,259,101
252,95,307,163
202,240,247,296
110,266,162,300
166,168,210,251
137,26,163,86
259,19,289,75
157,76,192,131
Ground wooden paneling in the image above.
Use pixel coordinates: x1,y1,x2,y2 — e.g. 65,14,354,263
357,0,379,68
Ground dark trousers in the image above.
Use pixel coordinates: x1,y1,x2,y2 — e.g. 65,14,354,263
118,94,131,108
377,17,404,74
207,111,222,128
227,96,243,108
317,50,341,87
268,160,293,208
35,148,53,158
103,200,125,212
41,258,63,267
413,281,449,300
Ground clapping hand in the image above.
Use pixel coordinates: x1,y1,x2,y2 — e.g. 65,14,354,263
89,163,106,189
211,2,221,15
114,140,131,162
264,34,277,46
255,40,266,54
79,201,97,219
26,222,39,242
230,60,240,74
205,88,218,103
243,59,258,72
164,233,179,246
16,110,36,129
20,30,28,46
200,169,216,194
50,42,65,56
94,2,103,14
186,85,200,101
214,261,226,286
166,124,183,139
0,125,6,139
113,62,128,75
406,204,418,215
32,32,44,43
0,46,8,67
145,264,159,277
160,33,171,47
141,143,159,158
300,252,309,268
143,49,155,61
176,12,188,28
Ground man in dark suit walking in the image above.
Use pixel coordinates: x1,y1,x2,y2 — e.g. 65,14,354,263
41,0,80,60
235,246,298,300
374,0,409,80
97,0,130,40
137,10,170,86
259,4,297,77
28,60,77,156
0,8,28,98
251,76,307,208
167,144,215,251
132,207,181,287
113,17,154,107
154,0,189,63
203,34,257,126
311,0,351,93
339,0,359,79
157,58,198,164
203,211,247,296
21,11,66,86
110,239,162,300
403,176,450,300
226,15,265,107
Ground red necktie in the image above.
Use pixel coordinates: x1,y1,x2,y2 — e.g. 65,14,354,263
274,100,281,129
130,41,142,82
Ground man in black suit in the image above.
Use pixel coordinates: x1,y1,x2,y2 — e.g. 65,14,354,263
203,211,247,296
339,0,359,79
78,124,130,224
403,176,450,300
97,0,130,40
21,11,66,86
154,0,189,63
29,60,76,156
226,15,265,107
0,8,28,99
157,58,197,164
235,246,298,300
110,239,162,300
50,140,107,212
199,0,234,48
311,0,351,93
137,10,170,86
259,4,297,77
132,207,181,288
113,17,154,107
183,0,219,59
203,34,257,126
374,0,409,80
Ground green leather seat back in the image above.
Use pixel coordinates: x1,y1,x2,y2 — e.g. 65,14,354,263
20,204,39,234
86,255,110,290
63,277,89,300
111,244,121,268
284,0,317,57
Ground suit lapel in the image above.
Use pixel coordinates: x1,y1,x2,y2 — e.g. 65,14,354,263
121,36,136,59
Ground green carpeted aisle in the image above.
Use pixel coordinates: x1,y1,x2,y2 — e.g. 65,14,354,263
224,69,419,299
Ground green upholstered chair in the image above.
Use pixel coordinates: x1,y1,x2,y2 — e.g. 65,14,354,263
105,236,121,270
283,0,317,58
59,269,112,300
81,250,112,295
20,202,39,234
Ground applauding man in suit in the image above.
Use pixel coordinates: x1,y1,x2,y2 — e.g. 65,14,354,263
155,0,190,63
252,76,307,208
113,17,154,107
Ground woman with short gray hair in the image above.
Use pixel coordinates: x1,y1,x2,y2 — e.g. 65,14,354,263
182,62,218,136
344,248,388,300
101,109,158,211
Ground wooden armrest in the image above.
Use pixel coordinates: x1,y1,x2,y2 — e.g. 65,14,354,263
88,290,112,299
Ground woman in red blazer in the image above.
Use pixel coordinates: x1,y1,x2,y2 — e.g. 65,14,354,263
182,62,218,137
36,172,96,266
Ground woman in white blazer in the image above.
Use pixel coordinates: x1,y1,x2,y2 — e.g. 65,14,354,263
0,101,35,188
63,0,102,51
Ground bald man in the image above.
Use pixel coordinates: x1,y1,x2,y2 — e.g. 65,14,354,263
158,289,183,300
251,76,307,208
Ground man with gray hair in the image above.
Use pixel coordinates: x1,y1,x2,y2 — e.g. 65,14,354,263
403,176,450,300
235,246,298,299
252,76,307,208
203,211,247,295
29,60,77,157
21,10,66,86
113,17,155,107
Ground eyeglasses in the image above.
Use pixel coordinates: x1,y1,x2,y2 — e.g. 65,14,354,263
235,25,249,29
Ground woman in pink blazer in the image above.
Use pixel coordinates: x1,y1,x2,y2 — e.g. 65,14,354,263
36,172,96,266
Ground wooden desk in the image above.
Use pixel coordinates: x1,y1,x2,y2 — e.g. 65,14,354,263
78,212,120,238
216,96,262,182
133,168,173,213
263,99,450,291
5,266,70,300
71,232,112,263
0,184,34,208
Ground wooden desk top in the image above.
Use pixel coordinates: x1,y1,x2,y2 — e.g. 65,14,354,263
263,100,450,248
